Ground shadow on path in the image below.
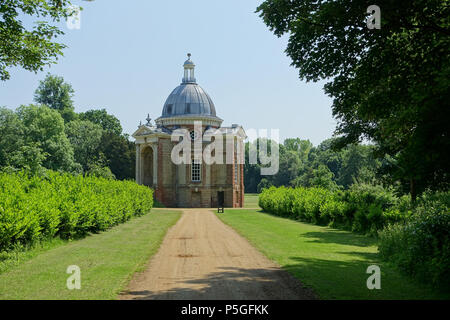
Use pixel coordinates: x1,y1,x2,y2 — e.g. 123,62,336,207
120,266,316,300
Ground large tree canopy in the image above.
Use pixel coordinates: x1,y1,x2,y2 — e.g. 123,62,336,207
257,0,450,199
0,0,74,81
34,73,77,122
79,109,123,135
16,104,77,172
65,120,103,171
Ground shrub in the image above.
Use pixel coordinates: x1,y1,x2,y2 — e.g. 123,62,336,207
379,193,450,290
0,170,153,250
259,185,450,290
259,184,411,234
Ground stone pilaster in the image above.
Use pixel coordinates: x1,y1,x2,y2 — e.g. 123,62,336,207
135,144,141,184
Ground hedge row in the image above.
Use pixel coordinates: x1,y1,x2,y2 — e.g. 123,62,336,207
258,184,411,235
0,170,153,250
378,192,450,289
259,185,450,289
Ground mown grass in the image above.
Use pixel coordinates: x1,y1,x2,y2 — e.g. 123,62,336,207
244,193,260,208
0,238,69,275
217,209,448,300
0,209,181,300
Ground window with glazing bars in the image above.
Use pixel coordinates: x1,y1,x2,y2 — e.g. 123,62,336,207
191,159,201,182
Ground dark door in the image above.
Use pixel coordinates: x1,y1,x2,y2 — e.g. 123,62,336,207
217,191,224,207
192,192,201,207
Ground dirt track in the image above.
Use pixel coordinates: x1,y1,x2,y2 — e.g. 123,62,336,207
119,209,315,300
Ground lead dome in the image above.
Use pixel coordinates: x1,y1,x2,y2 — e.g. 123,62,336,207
158,54,219,120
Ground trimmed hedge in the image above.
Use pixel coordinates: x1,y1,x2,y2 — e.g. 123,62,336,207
0,170,153,250
259,185,450,290
258,185,410,234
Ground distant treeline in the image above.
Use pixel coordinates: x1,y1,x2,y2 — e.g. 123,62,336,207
244,137,441,200
0,74,134,180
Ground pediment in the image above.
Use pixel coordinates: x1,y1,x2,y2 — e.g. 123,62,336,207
132,125,155,137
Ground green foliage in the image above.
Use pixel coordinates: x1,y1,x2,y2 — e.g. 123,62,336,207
99,131,135,180
0,105,78,173
16,104,77,172
309,164,338,190
257,178,272,193
85,164,116,180
0,170,153,251
65,120,103,171
218,210,446,299
260,185,450,289
34,74,77,122
1,96,135,180
0,107,25,167
379,192,450,290
0,1,74,81
79,109,123,135
259,184,412,235
245,137,381,195
256,0,450,198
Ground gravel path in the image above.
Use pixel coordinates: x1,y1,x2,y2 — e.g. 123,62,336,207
119,209,315,300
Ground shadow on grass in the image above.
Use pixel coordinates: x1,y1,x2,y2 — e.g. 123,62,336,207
120,258,434,300
301,230,377,248
281,255,447,299
250,210,377,248
120,266,317,300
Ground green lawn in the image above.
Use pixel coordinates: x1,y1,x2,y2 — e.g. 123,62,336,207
217,209,447,299
0,209,181,300
244,193,260,208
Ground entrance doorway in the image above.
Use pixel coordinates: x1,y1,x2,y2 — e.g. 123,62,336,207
142,146,153,187
192,192,201,207
217,191,224,207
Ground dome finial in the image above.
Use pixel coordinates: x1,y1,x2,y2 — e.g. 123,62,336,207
187,53,191,59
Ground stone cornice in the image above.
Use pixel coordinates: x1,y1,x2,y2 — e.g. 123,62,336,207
155,115,223,127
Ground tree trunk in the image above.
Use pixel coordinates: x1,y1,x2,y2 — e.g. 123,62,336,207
410,178,417,203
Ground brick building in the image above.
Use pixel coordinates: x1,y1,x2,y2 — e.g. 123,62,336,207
132,54,246,208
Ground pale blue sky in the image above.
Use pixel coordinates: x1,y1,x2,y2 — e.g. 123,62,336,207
0,0,336,145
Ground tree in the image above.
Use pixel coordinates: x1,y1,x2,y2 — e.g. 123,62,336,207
338,144,379,188
16,104,78,172
244,142,262,192
274,150,302,186
0,107,24,168
0,0,74,81
79,109,122,135
309,138,343,179
9,143,48,173
99,132,135,180
257,178,272,193
34,74,77,122
309,165,338,190
257,0,450,199
284,138,312,163
65,120,103,172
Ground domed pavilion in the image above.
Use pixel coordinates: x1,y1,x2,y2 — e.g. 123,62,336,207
132,54,246,208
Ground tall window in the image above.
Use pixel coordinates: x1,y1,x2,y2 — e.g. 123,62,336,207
191,159,201,182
